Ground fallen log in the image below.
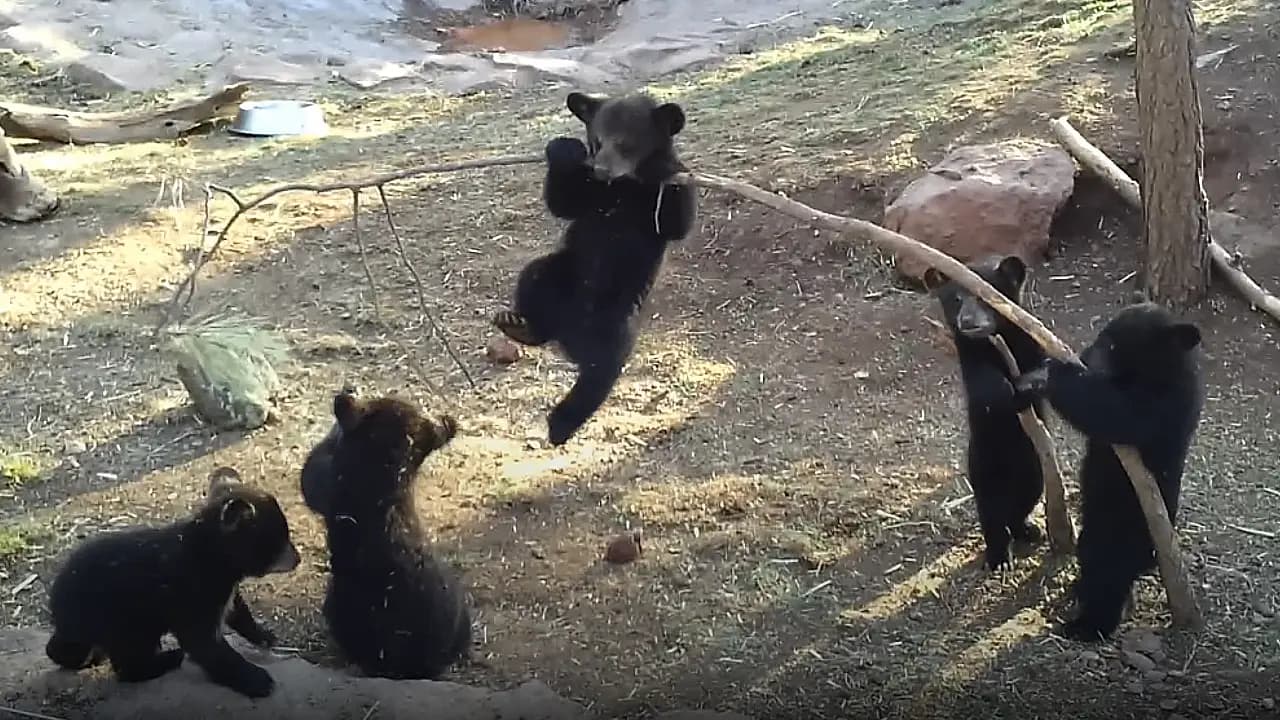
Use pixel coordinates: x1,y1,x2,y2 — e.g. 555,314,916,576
0,83,250,144
1050,115,1280,326
0,125,58,222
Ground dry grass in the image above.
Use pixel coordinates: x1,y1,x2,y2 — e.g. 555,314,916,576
1,0,1277,717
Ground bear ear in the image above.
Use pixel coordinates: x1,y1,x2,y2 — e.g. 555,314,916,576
1169,322,1202,350
653,102,685,136
996,255,1027,287
566,92,603,124
207,466,242,494
922,267,949,291
219,495,257,533
333,392,365,433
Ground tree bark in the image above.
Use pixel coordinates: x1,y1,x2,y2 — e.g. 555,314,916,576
0,125,59,222
1134,0,1211,307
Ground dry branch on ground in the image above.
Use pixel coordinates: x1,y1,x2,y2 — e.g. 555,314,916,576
0,83,249,144
170,154,1202,629
1049,116,1280,325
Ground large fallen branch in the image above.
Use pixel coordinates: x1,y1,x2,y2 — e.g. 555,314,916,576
0,83,250,144
1050,116,1280,325
0,125,59,222
990,335,1075,554
169,155,1202,629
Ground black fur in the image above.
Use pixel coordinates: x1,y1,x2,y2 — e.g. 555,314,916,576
494,91,697,446
302,390,472,679
45,467,299,698
924,255,1047,570
1018,302,1203,641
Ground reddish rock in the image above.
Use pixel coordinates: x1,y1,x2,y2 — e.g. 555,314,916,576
885,141,1076,281
486,336,521,365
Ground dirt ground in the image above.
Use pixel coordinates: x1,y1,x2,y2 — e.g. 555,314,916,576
2,0,1278,718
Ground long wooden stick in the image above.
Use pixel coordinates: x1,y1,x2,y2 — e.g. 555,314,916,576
1050,115,1280,325
989,335,1076,554
673,169,1202,629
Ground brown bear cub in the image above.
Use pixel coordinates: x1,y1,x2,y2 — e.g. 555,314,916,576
45,467,299,698
300,390,472,680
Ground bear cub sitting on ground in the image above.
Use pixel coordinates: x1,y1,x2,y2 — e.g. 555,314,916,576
45,466,300,698
1017,301,1203,640
301,390,472,680
493,90,697,446
924,255,1047,571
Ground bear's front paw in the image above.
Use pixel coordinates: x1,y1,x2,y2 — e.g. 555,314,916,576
1014,365,1050,396
546,137,589,169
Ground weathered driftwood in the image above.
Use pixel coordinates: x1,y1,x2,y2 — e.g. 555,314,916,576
1050,116,1280,326
989,335,1076,555
0,125,58,222
0,83,250,144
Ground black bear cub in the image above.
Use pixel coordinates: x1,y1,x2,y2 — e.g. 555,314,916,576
493,90,697,446
45,466,300,698
1017,301,1203,641
300,390,472,680
924,255,1047,570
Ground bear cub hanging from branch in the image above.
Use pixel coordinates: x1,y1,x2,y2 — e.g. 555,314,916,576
925,255,1047,571
1017,301,1204,640
44,467,300,698
494,90,697,446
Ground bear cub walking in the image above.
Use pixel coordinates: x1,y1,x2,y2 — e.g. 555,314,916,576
1018,301,1204,640
925,255,1047,570
301,390,472,680
45,467,300,698
494,90,697,446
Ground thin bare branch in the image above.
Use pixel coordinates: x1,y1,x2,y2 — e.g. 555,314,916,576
350,188,382,319
377,185,477,390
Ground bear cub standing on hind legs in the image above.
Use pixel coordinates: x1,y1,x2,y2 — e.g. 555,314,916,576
300,390,472,680
1017,301,1204,641
924,255,1047,571
493,90,697,446
45,466,300,698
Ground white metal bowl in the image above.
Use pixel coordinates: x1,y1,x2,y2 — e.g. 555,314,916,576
229,100,328,137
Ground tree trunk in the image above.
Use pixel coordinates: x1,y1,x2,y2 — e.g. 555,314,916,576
0,125,59,222
1133,0,1211,307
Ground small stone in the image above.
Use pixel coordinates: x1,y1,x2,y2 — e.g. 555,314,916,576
604,530,642,565
1144,670,1167,683
486,336,521,365
1159,699,1178,711
63,439,88,455
1122,629,1163,657
1262,698,1275,710
1123,649,1157,673
1079,650,1102,663
1124,680,1144,694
